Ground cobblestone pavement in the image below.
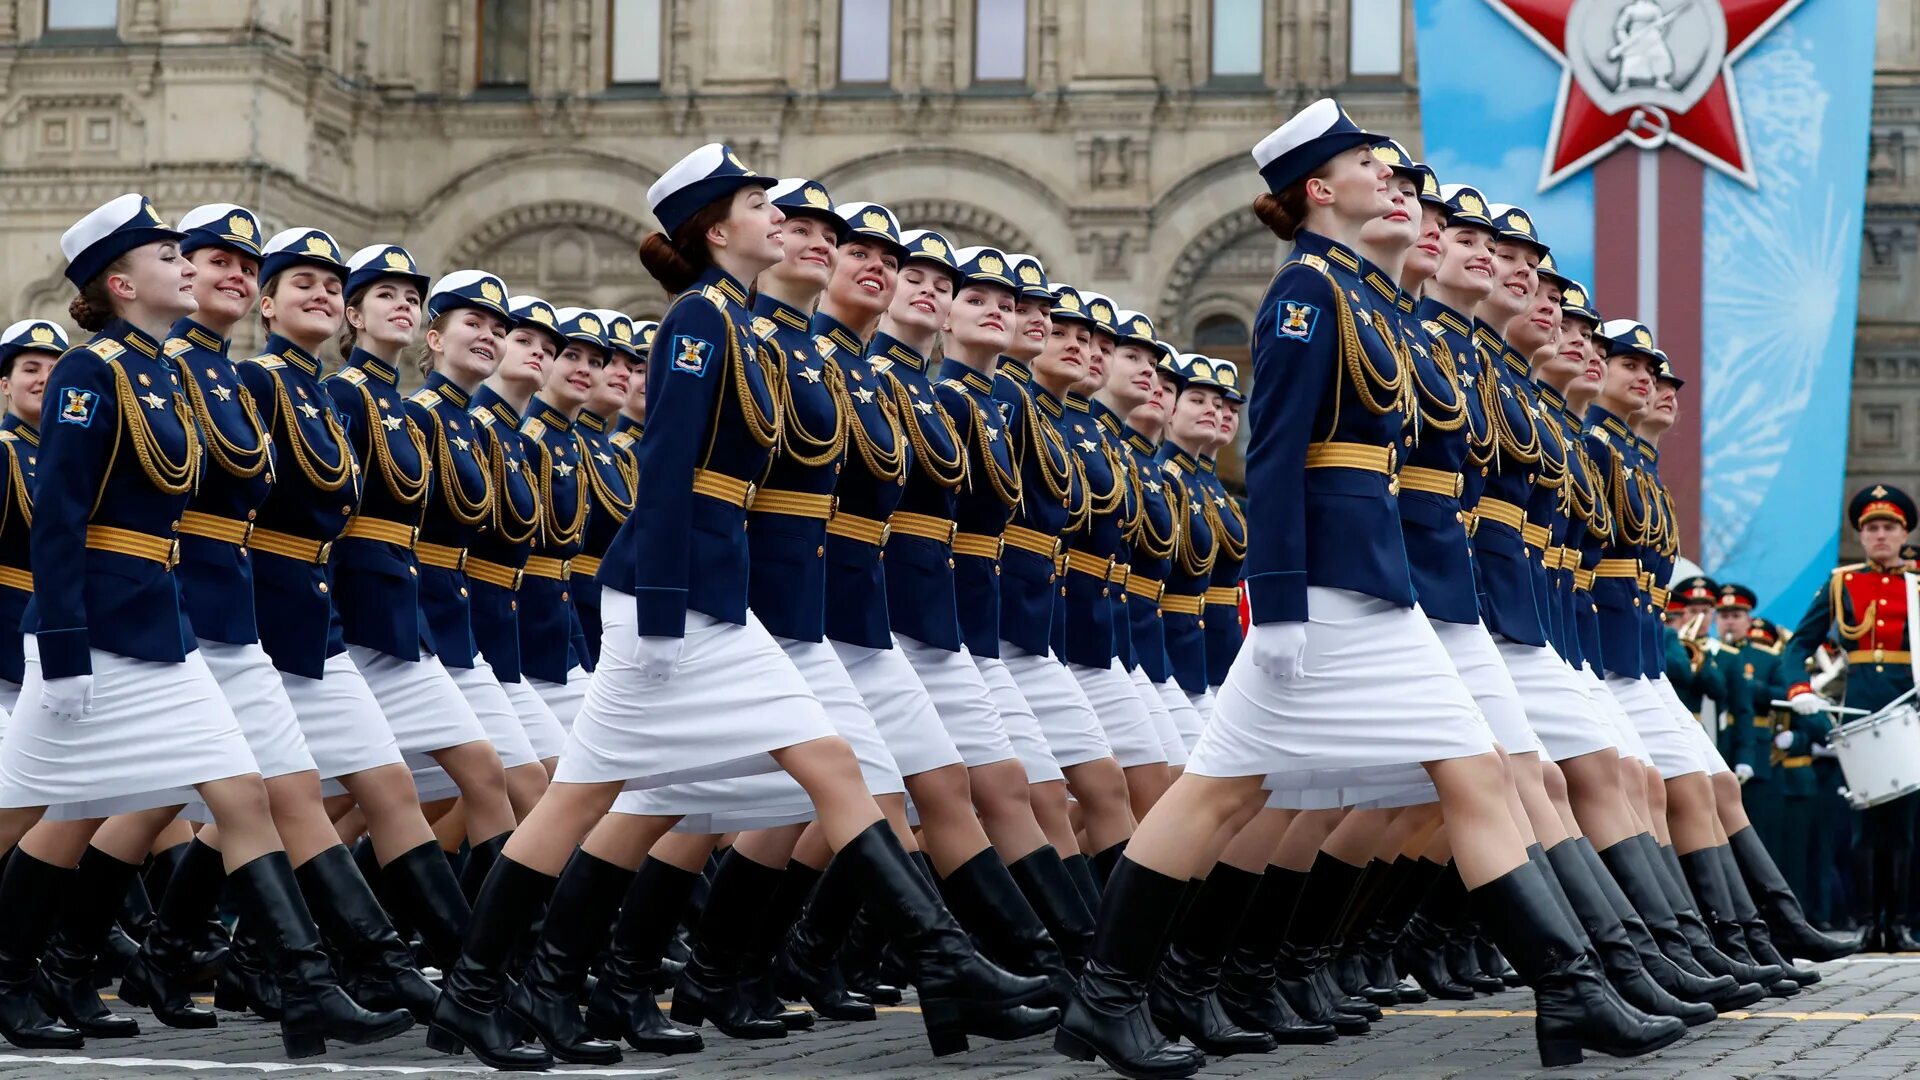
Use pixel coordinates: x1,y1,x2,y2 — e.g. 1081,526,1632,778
10,958,1920,1078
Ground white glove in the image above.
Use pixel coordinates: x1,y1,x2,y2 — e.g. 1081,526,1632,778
1734,763,1754,782
1813,743,1838,760
632,635,684,684
1788,692,1826,716
1774,730,1795,751
40,675,93,721
1251,622,1309,682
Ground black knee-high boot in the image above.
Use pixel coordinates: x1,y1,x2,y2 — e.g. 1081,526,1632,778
1216,865,1340,1041
120,839,230,1028
670,849,799,1039
1052,857,1208,1079
460,833,511,905
212,910,280,1022
230,852,415,1058
938,848,1074,1008
1728,826,1858,961
1646,838,1781,986
35,848,143,1038
1090,841,1126,886
1471,860,1686,1066
1678,848,1797,997
0,852,82,1049
774,852,879,1020
1146,865,1276,1056
1361,855,1440,1004
1716,843,1817,985
507,849,628,1064
584,857,705,1054
100,875,149,984
1327,859,1398,1004
1595,838,1763,1011
1541,841,1713,1027
294,846,440,1023
1577,838,1750,1012
1399,859,1477,1001
1007,845,1097,971
426,856,558,1069
380,840,473,973
1064,851,1103,910
743,860,821,1024
1279,853,1378,1024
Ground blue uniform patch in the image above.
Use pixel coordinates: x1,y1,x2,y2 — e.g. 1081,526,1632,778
57,387,98,427
670,335,714,377
1276,301,1319,342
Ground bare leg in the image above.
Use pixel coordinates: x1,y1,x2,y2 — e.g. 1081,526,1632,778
1710,772,1751,834
426,741,516,845
1425,753,1528,888
1644,765,1672,845
905,765,993,876
1122,763,1173,821
1061,759,1134,854
1323,808,1397,866
1664,773,1720,854
968,759,1050,863
1030,780,1080,855
336,763,439,865
1120,772,1271,880
503,764,549,822
194,775,287,870
1561,749,1639,848
1272,808,1347,871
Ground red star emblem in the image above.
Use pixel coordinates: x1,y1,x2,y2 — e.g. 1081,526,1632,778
1484,0,1804,190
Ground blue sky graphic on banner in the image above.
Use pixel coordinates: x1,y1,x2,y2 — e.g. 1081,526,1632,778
1412,0,1877,622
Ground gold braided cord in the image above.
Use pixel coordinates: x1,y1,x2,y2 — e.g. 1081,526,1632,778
893,376,965,489
843,365,907,482
110,360,199,494
485,425,540,545
1534,406,1569,492
1488,361,1542,465
424,407,492,526
1207,477,1248,563
1413,331,1467,433
733,319,781,450
963,395,1021,508
1023,390,1076,504
351,383,429,507
1079,437,1124,517
1061,454,1092,535
1128,461,1178,561
1833,568,1877,640
180,363,269,479
581,436,636,524
779,353,848,468
4,441,28,529
259,365,352,493
527,430,589,549
1608,451,1652,547
1169,476,1218,578
1464,348,1498,468
1322,276,1408,417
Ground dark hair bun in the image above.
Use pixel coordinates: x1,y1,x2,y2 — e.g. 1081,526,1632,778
69,290,108,332
1253,191,1306,243
639,232,699,295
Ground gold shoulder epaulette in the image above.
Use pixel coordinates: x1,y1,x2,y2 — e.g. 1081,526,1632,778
163,338,192,359
409,389,443,410
86,339,125,361
1163,459,1184,478
814,336,837,360
1834,562,1867,578
610,430,635,449
1298,253,1329,273
246,354,284,370
699,284,731,309
522,418,547,442
474,409,496,428
334,367,367,386
749,316,779,341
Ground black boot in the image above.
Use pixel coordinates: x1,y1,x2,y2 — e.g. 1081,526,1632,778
584,857,704,1055
34,848,142,1038
1216,865,1337,1044
670,849,795,1039
839,823,1059,1054
379,840,472,975
1146,865,1275,1056
461,832,510,905
1472,861,1686,1066
1008,845,1097,971
426,856,555,1069
1648,839,1782,986
0,852,83,1049
1277,854,1374,1031
119,840,231,1029
103,875,152,983
1053,857,1208,1079
1886,849,1920,952
1399,860,1476,1001
743,860,823,1025
1090,841,1126,887
1447,926,1507,995
1479,939,1523,988
1595,839,1762,1012
1329,859,1402,1006
1543,842,1714,1027
504,850,626,1064
1679,848,1798,998
1064,852,1103,911
211,915,280,1021
1729,826,1857,961
142,845,187,926
939,848,1074,1008
294,846,439,1024
1717,845,1817,986
773,853,876,1022
1361,855,1439,1004
231,853,415,1057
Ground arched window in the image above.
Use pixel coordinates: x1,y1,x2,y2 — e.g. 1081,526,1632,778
1193,313,1249,349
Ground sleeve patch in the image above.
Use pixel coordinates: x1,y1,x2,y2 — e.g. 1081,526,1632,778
670,335,714,377
1276,301,1319,342
58,387,100,427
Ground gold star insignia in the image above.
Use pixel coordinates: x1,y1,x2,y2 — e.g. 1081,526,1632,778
1214,494,1228,507
985,426,1000,441
1078,439,1097,452
1191,502,1205,517
211,384,233,402
913,400,934,415
1145,479,1161,494
595,451,613,465
1459,372,1475,388
453,436,471,452
506,458,521,473
298,402,321,420
554,462,575,477
1499,383,1513,398
798,367,823,384
140,391,166,410
854,387,876,404
380,414,403,431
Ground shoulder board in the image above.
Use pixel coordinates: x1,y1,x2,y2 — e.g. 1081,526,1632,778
474,410,496,428
163,338,193,359
1163,459,1184,477
610,430,635,449
409,388,443,410
0,431,15,443
1296,253,1330,275
334,367,367,386
939,378,966,393
698,285,731,309
247,354,285,370
522,418,547,442
86,339,125,361
869,357,892,376
749,316,779,341
813,335,837,360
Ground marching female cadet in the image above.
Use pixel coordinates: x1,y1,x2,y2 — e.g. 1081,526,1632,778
615,319,652,442
1196,378,1246,696
325,250,519,868
1049,285,1173,819
0,319,62,714
404,271,549,821
1054,103,1684,1077
428,145,1057,1071
575,309,643,666
0,195,416,1058
469,296,571,777
101,212,439,1039
989,254,1135,904
233,228,472,992
1155,360,1221,742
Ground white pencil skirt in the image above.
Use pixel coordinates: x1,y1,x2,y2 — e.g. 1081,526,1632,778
1186,688,1216,731
1131,665,1189,767
618,635,907,832
1651,675,1730,776
832,639,967,778
1495,637,1617,761
1191,588,1495,800
1073,659,1168,769
1585,664,1650,764
533,667,588,730
348,645,491,758
446,661,542,770
1159,679,1206,751
280,652,409,789
555,594,835,791
1606,675,1706,780
0,677,19,720
501,677,568,761
975,655,1065,784
199,641,318,779
999,645,1113,769
0,640,261,818
895,635,1018,770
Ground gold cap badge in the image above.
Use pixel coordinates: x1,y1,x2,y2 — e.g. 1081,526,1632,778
1018,263,1042,285
384,250,413,271
29,326,54,345
803,186,830,209
861,210,891,232
580,315,602,335
979,254,1004,277
303,235,336,258
228,214,255,240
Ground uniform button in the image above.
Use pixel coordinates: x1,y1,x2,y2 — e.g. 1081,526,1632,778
878,552,885,561
1481,467,1489,477
994,566,1001,576
171,519,181,530
510,600,518,611
1155,611,1163,618
561,591,569,602
460,587,469,598
317,582,329,594
816,546,825,557
1060,587,1067,597
947,558,955,569
341,505,352,515
246,509,257,520
408,566,417,576
1198,619,1207,629
1404,436,1413,447
1101,588,1110,597
1456,511,1466,523
238,547,249,556
1048,574,1056,583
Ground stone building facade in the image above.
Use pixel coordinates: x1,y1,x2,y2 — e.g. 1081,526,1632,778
0,0,1910,507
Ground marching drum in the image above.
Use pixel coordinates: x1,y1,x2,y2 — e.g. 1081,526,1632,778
1833,700,1920,809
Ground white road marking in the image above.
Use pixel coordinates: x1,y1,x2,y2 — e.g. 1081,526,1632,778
0,1056,671,1076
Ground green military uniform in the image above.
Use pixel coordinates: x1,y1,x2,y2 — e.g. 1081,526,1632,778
1785,484,1919,946
1718,586,1794,874
1664,576,1746,752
